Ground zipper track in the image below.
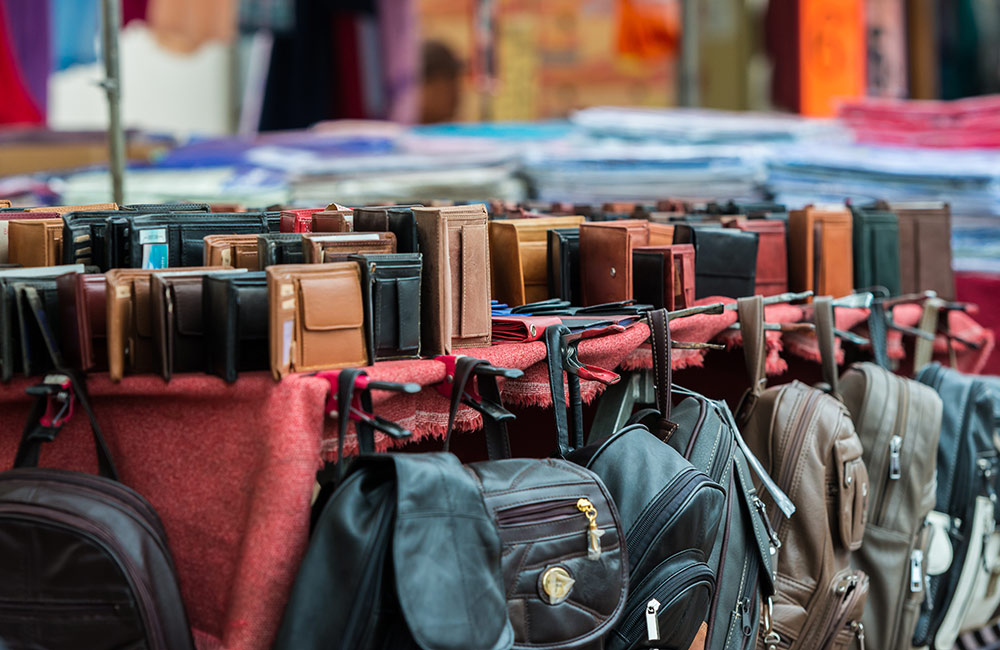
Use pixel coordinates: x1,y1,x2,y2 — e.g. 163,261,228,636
682,399,709,460
626,468,706,570
0,506,162,649
495,498,581,527
770,389,822,526
877,376,910,525
617,563,715,641
705,475,735,650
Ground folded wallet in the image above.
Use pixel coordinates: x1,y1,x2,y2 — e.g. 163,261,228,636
1,212,59,264
126,212,271,269
203,272,269,382
488,216,585,307
353,205,421,254
56,272,107,372
280,208,323,234
547,228,581,306
850,206,901,295
631,244,696,310
350,253,422,360
258,233,306,267
884,201,953,299
302,232,397,263
151,274,212,380
203,234,260,269
7,219,63,267
723,217,788,296
673,225,759,299
311,206,354,233
788,205,854,299
578,220,675,305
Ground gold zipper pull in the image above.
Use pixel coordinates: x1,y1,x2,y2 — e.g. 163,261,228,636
577,498,604,560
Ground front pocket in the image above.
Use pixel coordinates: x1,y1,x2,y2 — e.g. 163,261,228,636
814,569,869,650
835,434,869,551
495,498,587,527
297,271,366,369
448,221,490,339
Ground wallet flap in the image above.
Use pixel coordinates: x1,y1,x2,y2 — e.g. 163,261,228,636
456,222,490,338
172,282,204,336
299,275,364,331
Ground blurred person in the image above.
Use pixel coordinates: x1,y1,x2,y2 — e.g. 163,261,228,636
420,40,463,123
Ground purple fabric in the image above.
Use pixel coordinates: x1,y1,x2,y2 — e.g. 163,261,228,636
2,0,49,113
377,0,418,123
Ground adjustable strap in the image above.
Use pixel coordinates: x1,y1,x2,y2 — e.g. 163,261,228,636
735,295,766,425
646,309,678,440
544,325,579,457
913,299,942,375
334,368,369,483
443,356,512,460
867,300,890,370
814,296,839,397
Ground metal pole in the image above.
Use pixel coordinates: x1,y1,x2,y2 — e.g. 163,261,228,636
100,0,125,205
678,0,699,107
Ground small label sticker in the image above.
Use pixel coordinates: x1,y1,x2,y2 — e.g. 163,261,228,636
281,298,295,310
280,283,294,297
74,234,91,243
141,243,169,269
115,285,131,299
282,319,293,367
139,228,167,245
220,249,232,267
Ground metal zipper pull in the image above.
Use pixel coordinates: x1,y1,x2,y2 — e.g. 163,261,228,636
645,598,661,642
852,621,866,650
910,549,924,592
889,435,902,480
576,498,604,560
753,495,782,551
740,597,753,636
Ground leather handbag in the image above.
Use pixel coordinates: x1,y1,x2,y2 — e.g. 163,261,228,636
883,201,954,299
547,228,581,305
203,233,260,269
578,220,675,305
488,216,585,306
105,267,236,382
354,205,422,254
0,211,59,263
8,218,63,267
736,297,871,650
631,244,695,311
203,271,269,382
0,370,195,650
722,217,788,296
311,206,353,232
150,274,211,380
672,225,759,299
126,212,271,269
850,206,901,295
56,272,107,372
266,263,369,378
301,232,397,263
350,253,422,360
257,233,305,267
279,208,322,233
788,205,854,299
413,204,492,354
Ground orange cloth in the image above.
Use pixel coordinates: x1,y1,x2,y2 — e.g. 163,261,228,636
148,0,237,53
616,0,679,60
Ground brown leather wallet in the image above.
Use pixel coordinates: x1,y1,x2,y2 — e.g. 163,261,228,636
106,267,232,382
884,201,954,299
788,205,853,299
266,263,368,378
302,232,397,263
488,216,585,306
56,272,107,372
631,244,695,310
150,274,211,380
27,202,117,215
578,220,675,305
0,212,59,264
203,234,260,269
0,200,9,209
413,204,491,354
723,217,788,296
311,206,353,233
7,219,63,267
280,208,322,233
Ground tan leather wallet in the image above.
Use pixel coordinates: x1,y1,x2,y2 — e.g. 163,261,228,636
488,215,585,306
302,232,397,263
884,201,954,299
579,220,675,305
27,202,117,215
106,266,231,382
414,204,491,355
8,219,63,267
788,205,853,299
267,263,368,379
311,205,354,233
0,200,10,209
203,234,260,269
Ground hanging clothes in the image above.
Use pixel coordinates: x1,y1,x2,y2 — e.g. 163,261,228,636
239,0,296,34
0,0,43,124
377,0,418,123
147,0,237,53
122,0,150,26
2,0,49,113
52,0,100,70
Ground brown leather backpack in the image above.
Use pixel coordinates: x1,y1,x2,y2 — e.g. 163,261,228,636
736,296,871,650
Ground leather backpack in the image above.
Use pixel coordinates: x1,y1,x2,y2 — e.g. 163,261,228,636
913,362,1000,650
840,325,943,650
627,310,788,650
545,325,728,650
735,296,871,650
0,372,194,650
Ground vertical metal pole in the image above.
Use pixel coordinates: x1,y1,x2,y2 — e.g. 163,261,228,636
678,0,700,107
101,0,125,205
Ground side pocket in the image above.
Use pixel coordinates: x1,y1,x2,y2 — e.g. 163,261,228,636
395,276,420,354
835,434,870,551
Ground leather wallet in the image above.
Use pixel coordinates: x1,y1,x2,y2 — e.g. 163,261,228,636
311,206,353,233
1,212,59,263
850,206,901,295
7,219,63,267
127,213,271,269
203,272,269,382
631,244,696,310
723,217,789,296
27,202,117,215
106,267,238,382
279,208,323,233
547,228,581,305
151,274,213,380
673,225,759,299
883,201,953,298
488,216,585,307
302,232,397,263
203,234,260,269
0,277,61,380
266,263,368,378
788,205,854,299
350,253,422,360
56,272,107,372
413,204,492,354
353,205,421,254
257,233,305,267
0,201,9,209
578,220,675,305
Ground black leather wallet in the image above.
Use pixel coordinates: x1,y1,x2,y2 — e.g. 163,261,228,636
127,213,271,268
1,279,59,380
151,274,209,381
353,206,421,254
350,253,422,360
257,233,305,267
547,228,581,305
203,271,269,382
673,225,759,299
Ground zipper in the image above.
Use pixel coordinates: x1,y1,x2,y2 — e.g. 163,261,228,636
704,478,734,650
645,599,661,642
735,545,760,648
852,621,866,650
494,498,586,526
771,390,821,523
0,506,163,649
911,549,925,593
0,599,125,616
877,379,909,524
818,573,865,648
682,398,709,460
626,468,706,570
616,563,715,643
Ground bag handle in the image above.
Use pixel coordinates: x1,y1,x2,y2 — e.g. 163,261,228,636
735,296,766,424
646,308,679,440
867,300,890,370
333,368,371,483
543,325,581,457
814,296,840,397
443,356,513,460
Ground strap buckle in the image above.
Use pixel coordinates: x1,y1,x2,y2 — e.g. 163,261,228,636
26,374,75,428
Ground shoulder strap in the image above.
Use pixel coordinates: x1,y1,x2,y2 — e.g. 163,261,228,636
335,368,369,483
735,295,766,425
867,300,890,369
913,299,942,375
544,325,580,457
647,309,678,440
814,296,840,397
443,356,512,460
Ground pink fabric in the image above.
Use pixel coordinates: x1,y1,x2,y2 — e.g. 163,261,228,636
0,374,326,650
620,297,740,372
715,303,804,376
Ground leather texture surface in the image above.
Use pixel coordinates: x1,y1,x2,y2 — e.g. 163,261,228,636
151,274,210,380
351,253,422,361
631,244,695,310
488,216,585,307
203,271,268,382
354,206,422,254
850,207,901,295
672,225,758,299
547,228,582,305
578,221,674,305
311,207,353,233
787,206,854,299
723,217,788,296
126,213,270,269
0,212,59,264
257,233,305,267
279,208,322,234
56,272,107,372
885,202,954,299
8,219,63,267
203,234,260,270
302,232,397,263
